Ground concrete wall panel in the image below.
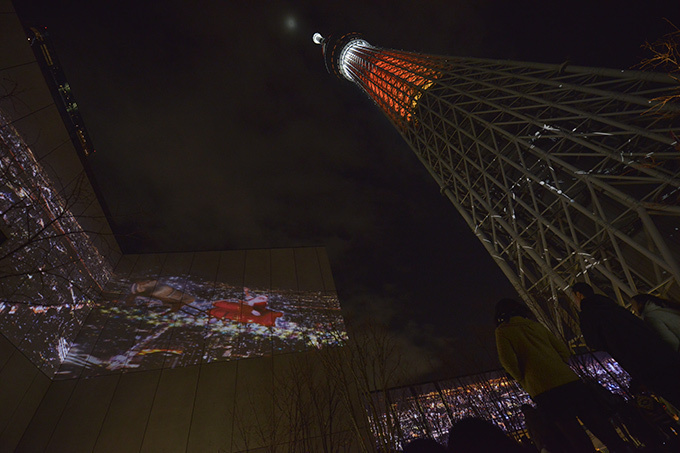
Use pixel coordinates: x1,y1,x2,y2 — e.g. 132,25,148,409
244,249,271,290
0,351,42,432
294,248,325,291
188,251,221,282
45,374,119,452
16,379,77,452
0,63,52,120
0,6,33,68
2,245,345,451
93,369,161,453
140,365,200,452
316,246,337,291
271,248,298,290
216,250,246,287
186,360,238,452
0,333,14,371
231,357,274,451
112,252,139,276
0,370,50,452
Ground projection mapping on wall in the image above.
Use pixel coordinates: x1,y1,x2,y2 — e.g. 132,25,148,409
56,276,345,379
1,267,346,379
0,112,112,377
0,111,346,379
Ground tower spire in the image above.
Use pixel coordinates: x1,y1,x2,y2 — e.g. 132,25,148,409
312,32,325,45
316,33,680,334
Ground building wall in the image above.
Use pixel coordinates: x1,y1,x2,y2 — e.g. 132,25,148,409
0,0,120,261
1,2,116,376
0,246,371,452
0,332,51,451
54,249,345,379
0,348,368,452
1,3,371,450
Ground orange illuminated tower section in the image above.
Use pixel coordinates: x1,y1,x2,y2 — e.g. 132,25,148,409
315,32,680,336
318,33,441,127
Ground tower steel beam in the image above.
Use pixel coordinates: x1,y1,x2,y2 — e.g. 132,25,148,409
314,33,680,336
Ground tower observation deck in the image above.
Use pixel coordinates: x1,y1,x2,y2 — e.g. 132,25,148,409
314,32,680,335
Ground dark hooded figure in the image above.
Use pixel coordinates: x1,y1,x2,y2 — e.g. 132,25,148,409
403,438,446,453
446,417,525,453
520,404,570,453
573,282,680,410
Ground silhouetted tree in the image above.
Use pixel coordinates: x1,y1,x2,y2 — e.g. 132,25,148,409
639,20,680,117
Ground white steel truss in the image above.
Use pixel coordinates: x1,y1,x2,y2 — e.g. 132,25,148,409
318,34,680,335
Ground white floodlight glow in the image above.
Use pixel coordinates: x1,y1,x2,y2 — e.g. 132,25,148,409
337,38,370,81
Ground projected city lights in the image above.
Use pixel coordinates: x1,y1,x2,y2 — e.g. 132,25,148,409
0,109,346,379
0,111,111,376
55,272,345,378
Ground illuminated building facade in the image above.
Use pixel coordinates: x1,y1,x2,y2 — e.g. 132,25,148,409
0,6,363,450
316,33,680,334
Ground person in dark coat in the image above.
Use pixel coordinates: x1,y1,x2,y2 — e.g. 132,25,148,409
521,404,570,453
573,282,680,410
446,417,526,453
403,438,446,453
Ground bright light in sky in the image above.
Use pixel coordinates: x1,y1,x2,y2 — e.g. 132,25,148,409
284,15,297,31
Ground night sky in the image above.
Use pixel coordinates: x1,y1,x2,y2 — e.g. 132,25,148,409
14,0,679,382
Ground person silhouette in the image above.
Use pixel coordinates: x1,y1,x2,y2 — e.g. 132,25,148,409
631,293,680,352
495,298,632,453
574,282,680,410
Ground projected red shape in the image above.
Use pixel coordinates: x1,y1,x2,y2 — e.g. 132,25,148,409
209,301,283,327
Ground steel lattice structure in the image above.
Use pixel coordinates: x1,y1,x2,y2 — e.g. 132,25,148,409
315,32,680,334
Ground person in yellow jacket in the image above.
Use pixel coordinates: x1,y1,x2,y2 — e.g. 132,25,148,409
495,298,633,453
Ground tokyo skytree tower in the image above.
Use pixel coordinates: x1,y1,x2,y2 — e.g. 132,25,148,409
314,32,680,335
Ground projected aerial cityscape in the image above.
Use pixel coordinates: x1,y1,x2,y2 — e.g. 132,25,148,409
0,110,346,378
56,274,345,378
1,267,346,379
0,111,112,376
